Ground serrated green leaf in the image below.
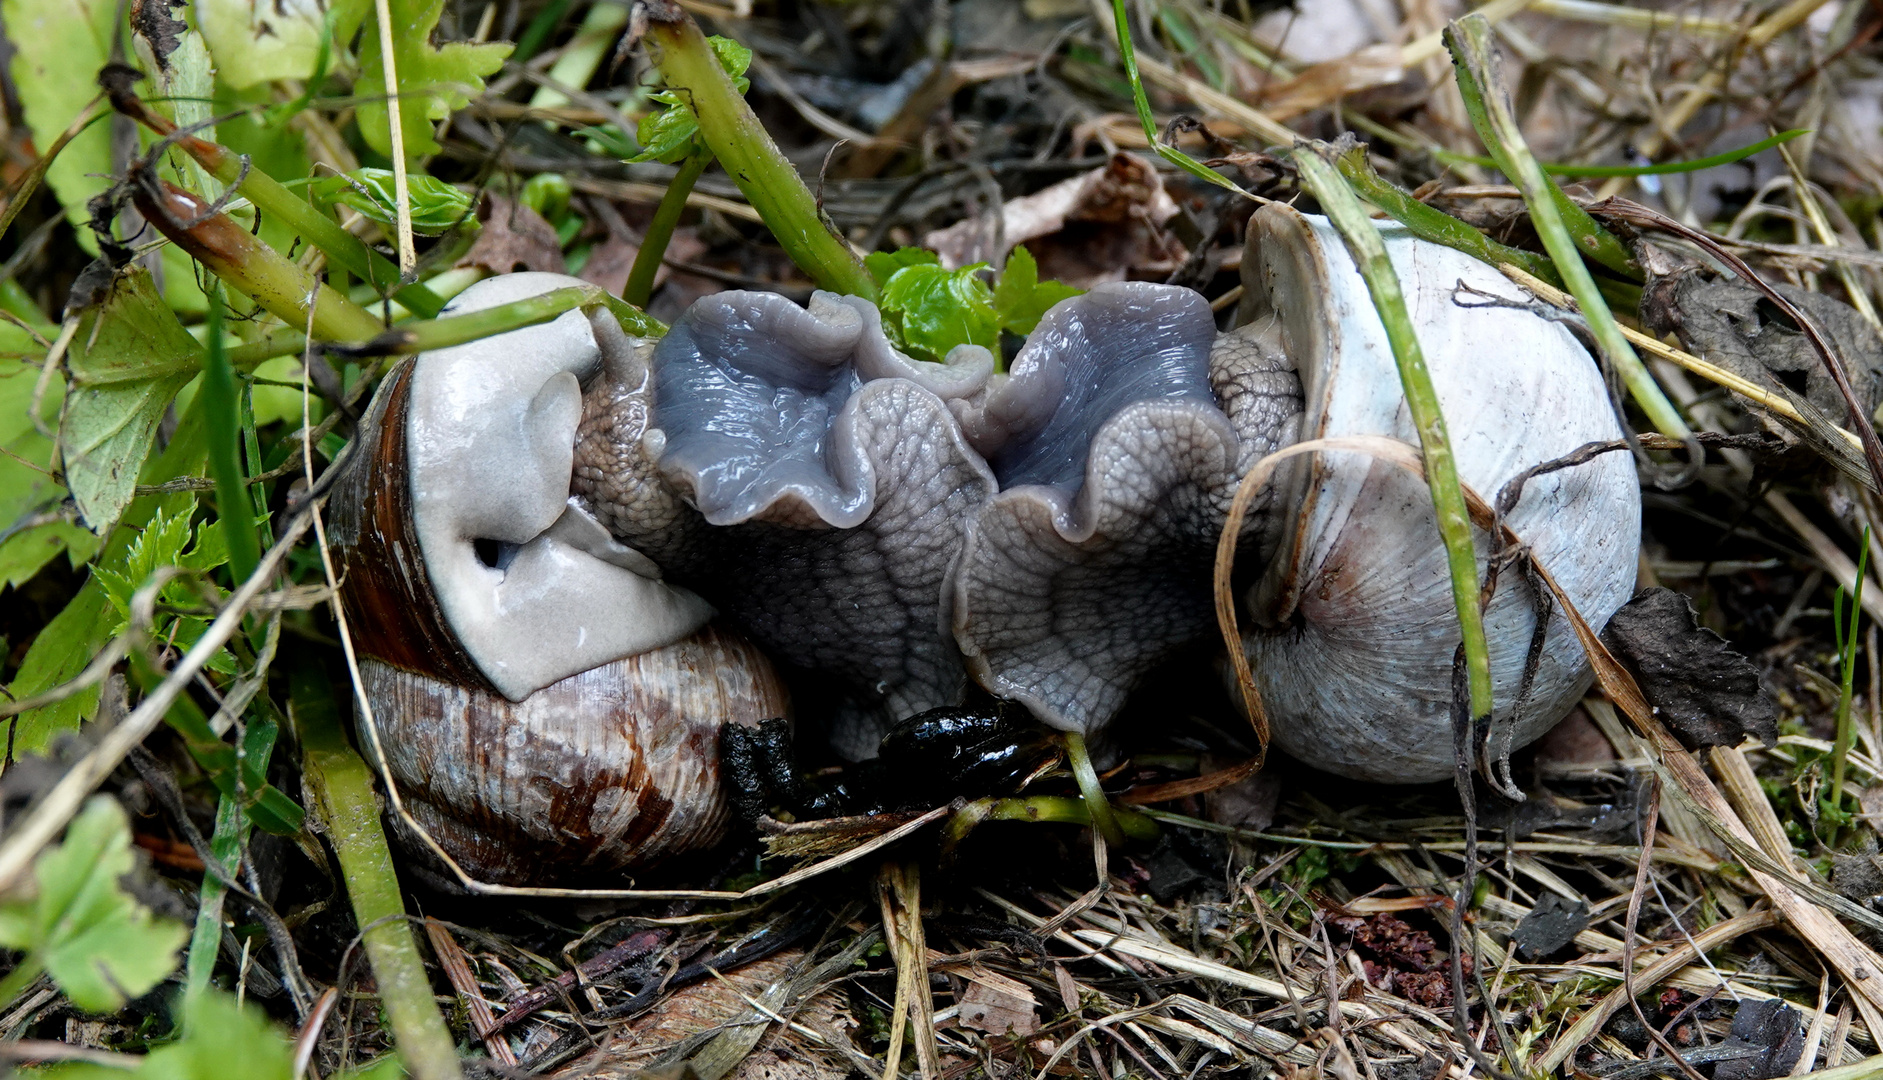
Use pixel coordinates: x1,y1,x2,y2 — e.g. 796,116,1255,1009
0,797,186,1013
59,266,205,532
990,245,1082,336
631,96,704,165
354,0,511,161
197,0,329,89
96,505,195,626
1,0,115,252
865,246,940,287
626,35,750,164
307,169,472,234
878,262,998,362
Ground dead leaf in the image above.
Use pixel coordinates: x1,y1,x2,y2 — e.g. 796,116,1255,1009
1650,273,1883,425
1599,588,1779,752
955,972,1039,1037
1712,999,1805,1080
923,154,1184,287
1256,45,1405,121
1511,893,1591,959
457,194,566,275
579,235,653,297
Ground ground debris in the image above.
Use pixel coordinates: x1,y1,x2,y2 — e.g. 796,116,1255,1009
1600,588,1779,750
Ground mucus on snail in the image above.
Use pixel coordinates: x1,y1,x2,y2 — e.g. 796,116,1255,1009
335,204,1639,884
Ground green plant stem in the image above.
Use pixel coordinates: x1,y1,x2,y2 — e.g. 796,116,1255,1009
1434,128,1810,178
511,0,576,63
224,285,665,368
202,288,259,585
1446,16,1693,444
108,92,444,317
1108,0,1253,199
1063,732,1126,848
294,668,463,1080
530,1,627,112
624,148,708,309
134,181,385,342
1332,142,1561,286
1292,142,1495,726
185,795,248,1002
1445,41,1637,281
1832,529,1870,809
642,10,876,299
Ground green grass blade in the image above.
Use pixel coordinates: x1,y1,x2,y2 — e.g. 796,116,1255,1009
1434,128,1810,178
1446,15,1693,444
1291,142,1494,725
202,287,259,587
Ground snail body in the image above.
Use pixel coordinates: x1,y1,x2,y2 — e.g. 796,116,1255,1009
338,208,1641,881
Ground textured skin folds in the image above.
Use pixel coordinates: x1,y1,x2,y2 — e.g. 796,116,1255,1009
574,291,998,757
951,284,1302,742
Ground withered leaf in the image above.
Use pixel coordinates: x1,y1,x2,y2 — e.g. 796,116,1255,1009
1511,893,1590,958
1650,273,1883,425
1712,999,1805,1080
1599,588,1778,752
457,195,566,275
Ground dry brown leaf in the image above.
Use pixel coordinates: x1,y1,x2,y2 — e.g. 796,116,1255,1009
923,154,1183,287
956,974,1039,1037
1256,44,1405,120
457,194,566,275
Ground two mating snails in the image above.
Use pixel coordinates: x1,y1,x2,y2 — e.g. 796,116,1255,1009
331,205,1640,885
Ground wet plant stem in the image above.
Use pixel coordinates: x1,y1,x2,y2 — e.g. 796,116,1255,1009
624,148,708,309
1064,732,1127,848
108,90,445,316
1446,16,1694,445
642,8,876,299
296,670,463,1080
1292,142,1495,726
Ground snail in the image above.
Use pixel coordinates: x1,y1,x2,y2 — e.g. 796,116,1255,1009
329,273,788,885
337,205,1640,881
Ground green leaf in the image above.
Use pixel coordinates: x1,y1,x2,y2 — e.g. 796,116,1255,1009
0,797,187,1013
0,0,115,252
865,246,939,287
306,169,473,234
354,0,512,161
94,506,191,621
0,355,99,587
520,172,572,222
990,246,1082,336
626,35,752,165
631,98,706,165
197,0,331,89
878,262,998,363
46,991,400,1079
59,266,205,532
6,405,209,757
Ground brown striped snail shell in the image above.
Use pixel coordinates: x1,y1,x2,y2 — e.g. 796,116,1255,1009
330,273,788,886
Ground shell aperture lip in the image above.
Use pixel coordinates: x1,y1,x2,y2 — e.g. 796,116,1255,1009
405,272,712,703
